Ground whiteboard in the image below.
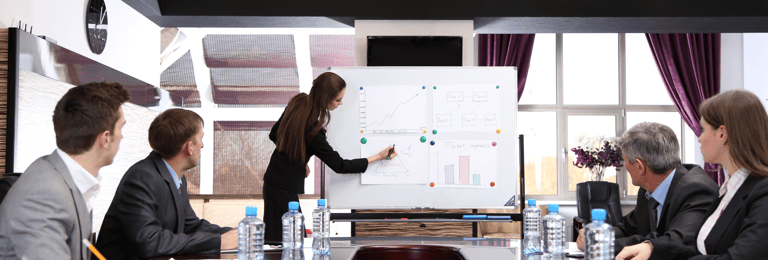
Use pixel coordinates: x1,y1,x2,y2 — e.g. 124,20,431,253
326,67,518,209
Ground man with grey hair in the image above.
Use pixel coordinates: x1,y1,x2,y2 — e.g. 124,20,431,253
577,122,718,260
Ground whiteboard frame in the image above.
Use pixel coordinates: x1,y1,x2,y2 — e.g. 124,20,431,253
326,67,518,209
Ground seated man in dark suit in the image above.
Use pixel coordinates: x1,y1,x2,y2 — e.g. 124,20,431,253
576,122,718,260
97,109,237,259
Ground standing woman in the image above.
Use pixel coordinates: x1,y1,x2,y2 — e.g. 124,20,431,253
262,72,397,241
616,89,768,260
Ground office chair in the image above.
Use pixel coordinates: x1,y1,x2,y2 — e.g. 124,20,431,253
0,173,22,204
573,181,622,241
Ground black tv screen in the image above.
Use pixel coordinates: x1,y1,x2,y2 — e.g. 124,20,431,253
367,36,462,66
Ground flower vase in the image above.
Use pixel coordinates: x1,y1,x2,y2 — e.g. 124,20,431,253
590,167,605,182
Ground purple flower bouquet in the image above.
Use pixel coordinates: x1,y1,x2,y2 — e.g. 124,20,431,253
571,137,623,181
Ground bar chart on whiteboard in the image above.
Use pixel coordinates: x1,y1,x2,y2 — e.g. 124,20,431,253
359,86,427,133
429,140,498,188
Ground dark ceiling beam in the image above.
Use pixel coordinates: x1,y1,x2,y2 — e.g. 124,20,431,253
123,0,768,32
475,17,768,33
153,0,767,18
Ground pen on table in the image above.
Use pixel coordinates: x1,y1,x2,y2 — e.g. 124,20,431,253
386,145,395,159
83,239,107,260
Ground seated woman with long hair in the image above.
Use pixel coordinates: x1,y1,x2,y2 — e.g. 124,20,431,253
617,89,768,260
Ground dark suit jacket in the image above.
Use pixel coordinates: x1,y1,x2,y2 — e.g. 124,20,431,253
263,112,368,194
97,151,232,260
613,164,718,260
651,175,768,260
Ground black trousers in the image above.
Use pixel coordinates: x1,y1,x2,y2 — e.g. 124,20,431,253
263,183,303,241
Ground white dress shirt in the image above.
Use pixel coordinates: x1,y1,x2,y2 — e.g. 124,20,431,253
56,149,101,212
696,167,749,255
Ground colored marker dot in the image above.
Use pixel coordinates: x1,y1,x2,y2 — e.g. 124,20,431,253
430,140,435,146
420,136,427,143
361,129,364,133
490,182,496,187
423,129,427,133
360,86,363,90
496,85,500,89
496,129,501,134
432,129,437,134
492,141,497,147
361,138,367,144
430,182,435,187
433,86,437,89
422,86,426,89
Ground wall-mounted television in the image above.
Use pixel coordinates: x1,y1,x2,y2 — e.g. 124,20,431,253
367,36,462,66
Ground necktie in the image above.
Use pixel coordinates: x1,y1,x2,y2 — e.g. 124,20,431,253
648,197,659,232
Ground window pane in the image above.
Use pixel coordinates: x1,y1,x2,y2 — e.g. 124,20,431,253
625,112,683,195
684,122,697,164
518,112,558,195
626,34,673,105
568,115,617,191
563,34,619,105
519,34,556,105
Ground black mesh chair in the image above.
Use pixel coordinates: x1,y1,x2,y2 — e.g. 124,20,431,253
573,181,623,241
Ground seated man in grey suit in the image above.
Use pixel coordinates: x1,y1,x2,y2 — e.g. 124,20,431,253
577,122,719,260
0,82,131,260
97,109,236,259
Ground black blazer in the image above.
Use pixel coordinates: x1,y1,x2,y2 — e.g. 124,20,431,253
651,175,768,260
97,152,232,260
263,112,368,194
614,164,719,260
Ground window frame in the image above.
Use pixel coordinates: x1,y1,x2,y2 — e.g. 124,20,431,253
520,33,688,202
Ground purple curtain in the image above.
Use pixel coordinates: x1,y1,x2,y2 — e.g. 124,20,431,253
478,34,536,101
645,33,724,185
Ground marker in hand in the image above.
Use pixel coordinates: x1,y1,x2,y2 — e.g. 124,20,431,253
386,145,395,160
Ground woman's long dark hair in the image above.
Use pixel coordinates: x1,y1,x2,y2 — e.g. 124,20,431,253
276,72,346,163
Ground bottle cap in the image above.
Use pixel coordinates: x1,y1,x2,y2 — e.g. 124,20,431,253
528,199,536,207
245,206,257,216
592,209,607,221
288,201,299,210
548,204,559,214
318,199,326,206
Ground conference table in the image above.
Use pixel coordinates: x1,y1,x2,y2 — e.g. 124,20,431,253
149,237,583,260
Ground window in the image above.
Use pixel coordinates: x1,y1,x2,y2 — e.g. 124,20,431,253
519,33,692,201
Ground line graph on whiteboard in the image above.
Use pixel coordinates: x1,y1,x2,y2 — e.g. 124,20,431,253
359,86,427,133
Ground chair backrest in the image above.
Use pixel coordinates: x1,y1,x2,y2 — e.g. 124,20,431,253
576,181,622,225
0,173,22,204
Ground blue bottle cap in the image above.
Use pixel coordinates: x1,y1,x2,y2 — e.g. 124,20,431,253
318,199,326,206
591,209,607,221
548,204,559,214
528,199,536,207
246,206,257,216
288,201,299,210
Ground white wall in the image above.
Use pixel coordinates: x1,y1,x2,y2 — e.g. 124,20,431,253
0,0,160,86
354,20,474,66
744,33,768,111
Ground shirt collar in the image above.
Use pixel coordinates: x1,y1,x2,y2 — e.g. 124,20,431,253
647,167,677,207
720,167,749,196
56,149,100,211
162,159,182,189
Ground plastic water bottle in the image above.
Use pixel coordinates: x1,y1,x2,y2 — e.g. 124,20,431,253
542,204,566,260
523,199,542,256
584,209,614,260
282,201,305,249
281,248,305,260
312,199,331,254
238,206,264,260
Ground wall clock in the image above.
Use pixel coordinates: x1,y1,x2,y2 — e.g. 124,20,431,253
85,0,108,54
